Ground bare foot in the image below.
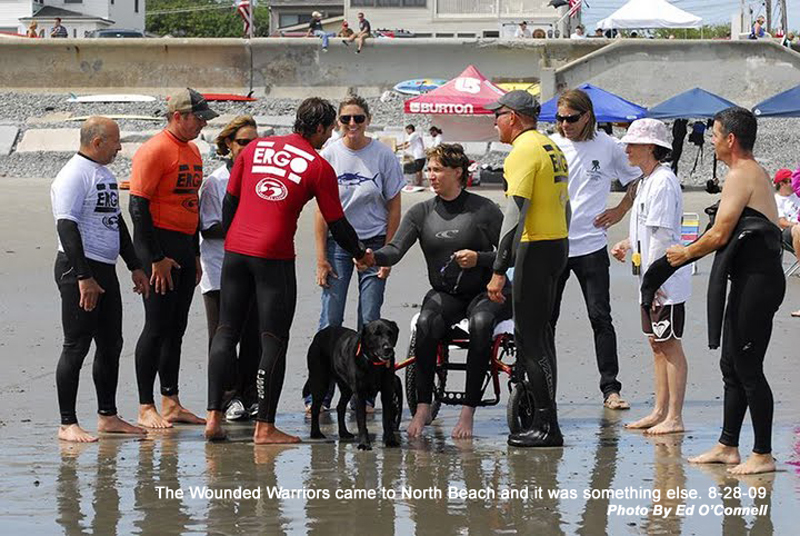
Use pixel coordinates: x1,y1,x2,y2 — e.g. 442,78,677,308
644,417,685,436
204,411,227,441
253,422,301,444
451,406,475,439
407,404,431,438
58,424,98,443
97,415,147,435
688,443,741,465
138,404,173,429
604,392,631,410
728,453,776,475
625,411,665,430
162,396,206,425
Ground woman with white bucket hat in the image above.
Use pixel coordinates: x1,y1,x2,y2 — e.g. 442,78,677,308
611,118,692,436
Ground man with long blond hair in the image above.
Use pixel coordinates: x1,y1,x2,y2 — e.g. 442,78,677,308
549,89,641,411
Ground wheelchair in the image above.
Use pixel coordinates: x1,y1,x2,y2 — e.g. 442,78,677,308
389,312,536,434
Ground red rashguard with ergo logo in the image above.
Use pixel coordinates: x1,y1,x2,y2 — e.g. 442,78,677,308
224,133,344,260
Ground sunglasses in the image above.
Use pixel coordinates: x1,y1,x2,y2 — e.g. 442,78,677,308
555,112,585,124
234,138,254,147
339,114,367,124
494,111,513,119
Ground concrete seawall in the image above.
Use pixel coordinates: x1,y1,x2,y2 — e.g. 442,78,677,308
1,38,798,107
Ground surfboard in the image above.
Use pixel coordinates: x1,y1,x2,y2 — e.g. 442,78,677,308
68,115,162,121
66,94,157,103
497,83,540,97
402,185,426,193
393,79,447,96
202,93,257,102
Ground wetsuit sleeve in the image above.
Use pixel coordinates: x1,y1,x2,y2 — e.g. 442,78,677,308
477,202,503,268
129,195,164,263
493,196,529,274
118,215,142,271
329,218,366,259
373,204,423,266
222,193,239,234
227,154,244,198
56,219,93,279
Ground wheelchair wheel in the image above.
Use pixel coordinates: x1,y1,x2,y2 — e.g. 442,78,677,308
390,375,403,431
507,380,536,434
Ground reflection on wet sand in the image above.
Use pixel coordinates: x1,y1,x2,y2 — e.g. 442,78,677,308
47,410,791,535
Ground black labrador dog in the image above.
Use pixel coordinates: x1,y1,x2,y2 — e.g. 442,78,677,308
307,319,400,450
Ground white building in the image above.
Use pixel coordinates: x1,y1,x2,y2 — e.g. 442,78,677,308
1,0,144,37
343,0,563,38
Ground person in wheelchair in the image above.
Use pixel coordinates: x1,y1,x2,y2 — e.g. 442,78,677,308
357,143,511,438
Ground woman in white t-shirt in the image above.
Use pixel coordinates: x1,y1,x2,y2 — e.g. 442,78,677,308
611,118,691,436
303,95,404,411
199,115,260,421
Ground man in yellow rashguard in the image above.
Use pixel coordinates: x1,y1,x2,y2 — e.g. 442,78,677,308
485,91,570,447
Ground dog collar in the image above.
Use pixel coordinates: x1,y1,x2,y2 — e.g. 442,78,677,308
356,342,391,368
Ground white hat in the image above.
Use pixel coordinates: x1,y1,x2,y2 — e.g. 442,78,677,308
620,118,671,149
312,11,322,18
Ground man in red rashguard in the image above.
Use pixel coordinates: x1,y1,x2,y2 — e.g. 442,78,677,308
204,98,369,443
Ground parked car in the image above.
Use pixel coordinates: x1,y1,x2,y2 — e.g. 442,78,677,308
86,29,145,38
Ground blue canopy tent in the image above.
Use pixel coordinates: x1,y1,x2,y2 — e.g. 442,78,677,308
647,88,738,185
753,84,800,118
647,87,738,119
538,83,647,123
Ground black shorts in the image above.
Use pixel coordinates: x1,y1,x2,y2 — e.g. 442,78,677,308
641,303,685,342
413,158,426,173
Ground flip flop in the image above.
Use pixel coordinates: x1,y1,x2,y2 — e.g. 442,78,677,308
791,310,800,318
604,393,631,410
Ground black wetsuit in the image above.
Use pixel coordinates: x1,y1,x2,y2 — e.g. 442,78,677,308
373,190,511,407
642,207,785,454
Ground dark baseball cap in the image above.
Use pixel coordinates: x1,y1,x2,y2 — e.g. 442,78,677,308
167,88,219,121
485,90,541,118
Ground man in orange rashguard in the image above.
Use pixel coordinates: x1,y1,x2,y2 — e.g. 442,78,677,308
129,88,219,428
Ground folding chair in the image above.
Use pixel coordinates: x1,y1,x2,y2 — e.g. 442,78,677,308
681,212,700,275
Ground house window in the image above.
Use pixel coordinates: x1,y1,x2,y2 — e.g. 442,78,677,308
64,0,82,3
351,0,426,6
135,0,139,13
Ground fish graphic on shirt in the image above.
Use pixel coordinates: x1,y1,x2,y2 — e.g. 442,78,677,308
338,172,379,188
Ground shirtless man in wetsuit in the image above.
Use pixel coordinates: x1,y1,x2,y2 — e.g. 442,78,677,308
664,107,784,475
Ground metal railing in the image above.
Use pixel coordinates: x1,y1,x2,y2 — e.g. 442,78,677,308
436,0,550,17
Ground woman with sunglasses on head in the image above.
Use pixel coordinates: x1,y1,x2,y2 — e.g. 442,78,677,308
358,144,511,439
199,116,260,421
303,96,404,412
548,88,642,411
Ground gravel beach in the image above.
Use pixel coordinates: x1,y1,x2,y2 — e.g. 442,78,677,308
2,91,797,184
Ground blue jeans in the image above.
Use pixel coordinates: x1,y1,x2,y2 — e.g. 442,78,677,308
305,235,386,407
313,30,334,49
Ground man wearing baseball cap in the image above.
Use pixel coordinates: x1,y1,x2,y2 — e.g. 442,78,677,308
128,88,218,429
485,90,571,447
773,168,800,231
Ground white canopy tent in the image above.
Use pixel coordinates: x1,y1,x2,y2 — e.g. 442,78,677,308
597,0,702,30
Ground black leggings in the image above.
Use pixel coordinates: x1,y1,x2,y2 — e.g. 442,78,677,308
54,253,122,425
719,269,785,454
415,288,512,406
514,240,568,410
208,252,297,423
134,228,196,405
202,291,260,407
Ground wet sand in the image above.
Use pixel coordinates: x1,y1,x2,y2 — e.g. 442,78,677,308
0,179,798,534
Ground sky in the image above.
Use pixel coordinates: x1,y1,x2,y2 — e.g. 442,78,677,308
579,0,799,32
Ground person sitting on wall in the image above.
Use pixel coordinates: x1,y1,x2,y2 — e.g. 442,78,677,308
338,20,354,39
515,21,532,39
